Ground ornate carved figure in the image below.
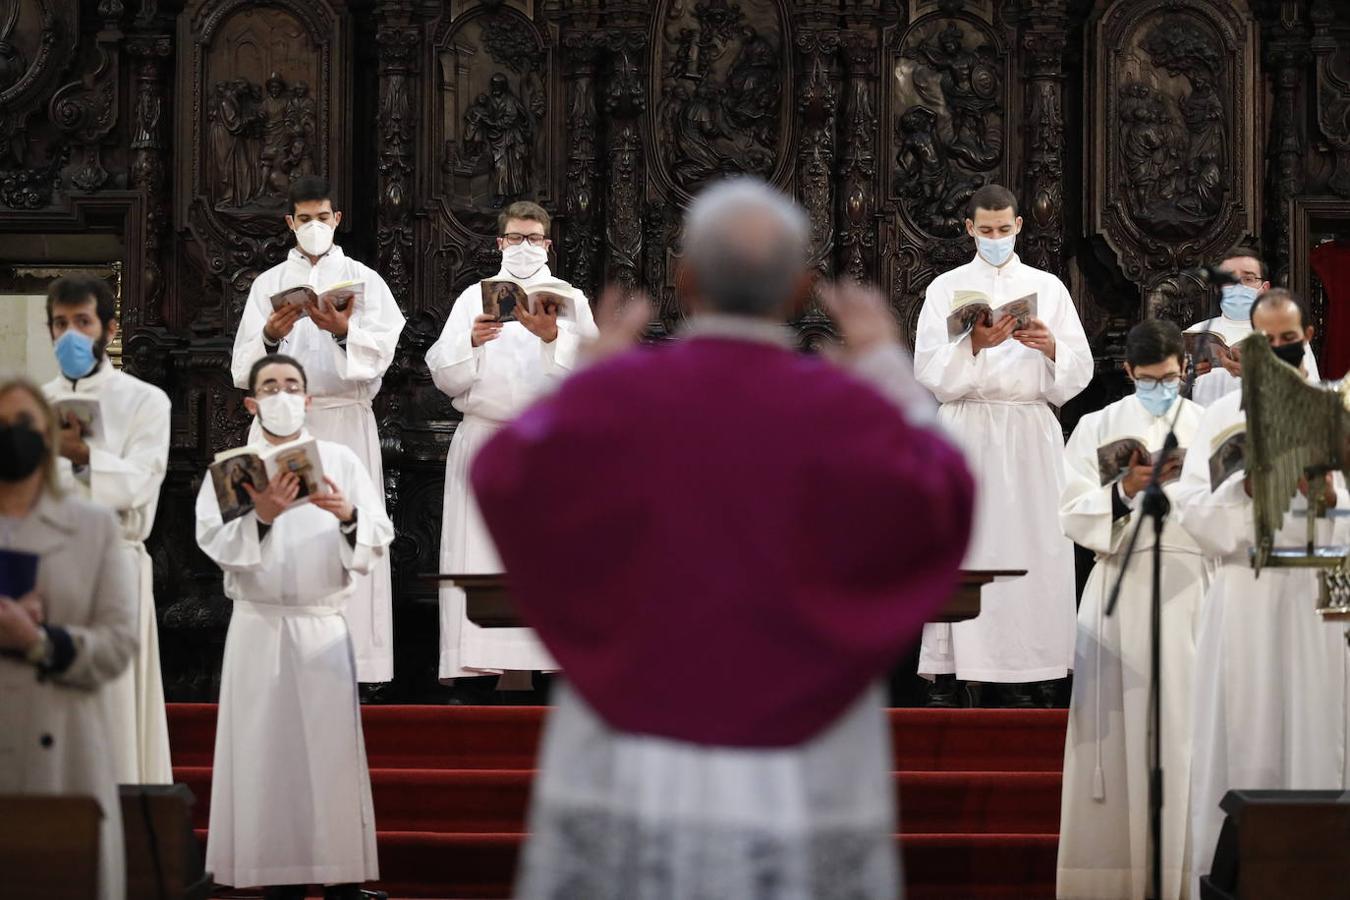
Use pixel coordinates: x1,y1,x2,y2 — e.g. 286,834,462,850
0,0,25,91
206,72,315,207
656,0,784,190
1116,18,1228,236
892,19,1004,237
462,72,532,207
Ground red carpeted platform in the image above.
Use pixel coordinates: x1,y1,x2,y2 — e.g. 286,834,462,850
169,704,1066,899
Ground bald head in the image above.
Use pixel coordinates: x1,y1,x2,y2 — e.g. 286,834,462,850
681,178,810,319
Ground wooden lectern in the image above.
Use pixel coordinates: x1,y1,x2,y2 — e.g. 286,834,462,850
430,570,1024,629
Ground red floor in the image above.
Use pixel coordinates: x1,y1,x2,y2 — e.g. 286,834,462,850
170,704,1067,900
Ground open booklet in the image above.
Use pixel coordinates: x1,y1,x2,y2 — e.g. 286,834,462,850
0,548,39,600
946,291,1038,341
50,395,102,443
1208,422,1246,492
269,279,363,317
480,277,575,323
1096,437,1186,487
208,438,327,523
1183,331,1234,370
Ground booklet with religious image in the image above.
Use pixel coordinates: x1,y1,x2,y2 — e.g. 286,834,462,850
208,438,327,523
946,290,1038,340
1183,331,1233,370
1096,437,1186,487
0,548,39,600
480,277,575,323
51,395,102,443
269,279,363,317
1208,422,1247,491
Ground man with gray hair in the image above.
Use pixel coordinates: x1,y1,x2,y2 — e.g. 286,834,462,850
469,177,975,898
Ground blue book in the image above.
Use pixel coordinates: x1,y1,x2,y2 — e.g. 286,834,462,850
0,548,38,599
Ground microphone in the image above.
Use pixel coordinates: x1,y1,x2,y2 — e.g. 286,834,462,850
1185,265,1241,286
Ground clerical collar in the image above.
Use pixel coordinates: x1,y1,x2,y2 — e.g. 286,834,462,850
680,314,795,349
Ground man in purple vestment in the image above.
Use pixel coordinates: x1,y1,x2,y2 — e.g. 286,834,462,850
472,178,975,899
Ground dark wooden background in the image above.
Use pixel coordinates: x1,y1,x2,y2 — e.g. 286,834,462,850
1,0,1348,701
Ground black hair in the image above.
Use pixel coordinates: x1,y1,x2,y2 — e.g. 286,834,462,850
1249,287,1308,330
1126,318,1185,368
966,184,1019,220
247,353,308,394
287,175,334,216
46,275,116,327
1221,246,1269,282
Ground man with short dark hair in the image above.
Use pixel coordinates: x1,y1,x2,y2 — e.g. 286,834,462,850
196,353,392,900
232,175,405,684
426,199,597,693
1175,289,1349,894
1056,318,1207,898
913,183,1093,707
40,273,174,785
1184,247,1319,406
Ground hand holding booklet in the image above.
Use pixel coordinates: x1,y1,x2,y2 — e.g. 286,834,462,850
480,277,575,323
946,290,1038,340
269,279,363,317
1183,331,1233,370
1096,437,1186,487
50,395,102,442
1207,422,1246,492
208,438,327,523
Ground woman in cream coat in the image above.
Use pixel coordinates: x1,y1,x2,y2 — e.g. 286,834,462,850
0,376,138,900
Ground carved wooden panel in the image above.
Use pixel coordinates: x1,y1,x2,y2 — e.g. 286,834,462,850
1088,0,1259,325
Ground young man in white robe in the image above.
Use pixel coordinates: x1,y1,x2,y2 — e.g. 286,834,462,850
231,175,405,684
196,354,394,900
426,200,597,693
40,274,173,785
1056,319,1207,900
1184,247,1319,407
1173,289,1350,895
914,183,1094,707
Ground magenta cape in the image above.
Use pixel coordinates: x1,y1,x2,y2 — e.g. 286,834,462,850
471,336,975,746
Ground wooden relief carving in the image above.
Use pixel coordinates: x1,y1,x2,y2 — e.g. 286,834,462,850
649,0,792,199
433,6,553,234
0,0,79,208
1311,2,1350,199
1089,0,1258,321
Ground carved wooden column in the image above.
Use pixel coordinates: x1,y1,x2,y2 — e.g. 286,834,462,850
1019,0,1068,279
1310,0,1349,199
559,30,603,301
375,0,419,307
603,34,646,290
1264,5,1309,282
127,31,172,328
839,31,879,283
50,0,123,193
795,29,840,276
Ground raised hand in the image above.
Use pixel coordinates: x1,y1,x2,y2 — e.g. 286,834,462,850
583,283,652,364
819,280,899,358
516,296,560,343
310,475,355,524
245,471,301,524
57,410,90,466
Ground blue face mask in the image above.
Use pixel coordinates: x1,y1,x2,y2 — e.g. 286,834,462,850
1220,283,1259,320
54,330,98,380
975,234,1016,267
1135,379,1180,417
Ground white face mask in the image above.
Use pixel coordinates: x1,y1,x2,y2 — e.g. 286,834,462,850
502,242,548,279
295,220,335,257
256,392,307,438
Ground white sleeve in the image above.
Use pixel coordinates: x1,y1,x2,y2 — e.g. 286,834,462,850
1059,414,1124,555
88,389,170,528
332,268,406,383
913,278,982,403
1174,404,1251,558
426,285,485,400
1043,278,1094,407
539,292,599,376
335,453,396,576
194,471,265,572
233,276,274,390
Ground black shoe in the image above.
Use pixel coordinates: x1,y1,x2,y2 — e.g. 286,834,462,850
358,682,388,705
926,674,960,708
263,887,308,900
999,682,1037,709
1035,679,1063,709
963,680,985,708
323,884,378,900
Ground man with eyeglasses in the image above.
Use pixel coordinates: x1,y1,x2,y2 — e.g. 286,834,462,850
231,175,406,687
196,354,394,900
1184,246,1319,406
1175,289,1349,895
1056,319,1207,899
426,200,597,699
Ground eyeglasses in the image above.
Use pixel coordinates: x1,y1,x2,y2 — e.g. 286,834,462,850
255,384,305,397
1235,274,1264,287
500,233,549,247
1134,374,1182,389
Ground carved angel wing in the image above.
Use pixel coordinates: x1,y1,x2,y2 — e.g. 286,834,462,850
1241,333,1350,569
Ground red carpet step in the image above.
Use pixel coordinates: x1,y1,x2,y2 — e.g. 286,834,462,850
169,705,1066,900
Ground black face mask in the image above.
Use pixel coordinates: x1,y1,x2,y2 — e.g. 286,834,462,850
0,423,46,482
1272,340,1306,368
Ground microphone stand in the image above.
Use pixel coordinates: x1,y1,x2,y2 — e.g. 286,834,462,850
1103,275,1221,900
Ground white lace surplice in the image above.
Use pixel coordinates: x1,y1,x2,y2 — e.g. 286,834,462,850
516,683,900,900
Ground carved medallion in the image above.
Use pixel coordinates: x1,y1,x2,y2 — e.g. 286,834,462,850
648,0,792,198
